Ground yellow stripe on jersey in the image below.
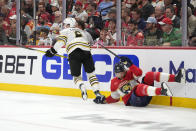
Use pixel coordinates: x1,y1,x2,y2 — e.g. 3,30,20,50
91,82,99,86
67,41,90,49
66,42,90,53
66,44,90,53
57,35,67,43
89,78,98,83
57,40,66,44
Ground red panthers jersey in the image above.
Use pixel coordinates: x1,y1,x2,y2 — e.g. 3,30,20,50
106,65,142,105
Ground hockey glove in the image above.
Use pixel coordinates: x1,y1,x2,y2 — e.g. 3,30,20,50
93,90,106,104
45,47,57,57
120,56,133,68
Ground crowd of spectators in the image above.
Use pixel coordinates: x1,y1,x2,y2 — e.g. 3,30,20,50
0,0,195,46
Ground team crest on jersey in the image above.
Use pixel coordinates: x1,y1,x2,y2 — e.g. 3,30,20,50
118,80,133,95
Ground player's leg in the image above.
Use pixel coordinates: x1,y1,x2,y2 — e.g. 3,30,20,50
128,91,152,107
135,83,173,97
143,69,186,85
160,82,173,96
68,49,88,100
82,51,98,91
73,75,88,100
82,50,105,103
128,82,173,107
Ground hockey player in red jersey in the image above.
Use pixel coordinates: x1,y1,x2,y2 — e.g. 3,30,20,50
105,56,186,107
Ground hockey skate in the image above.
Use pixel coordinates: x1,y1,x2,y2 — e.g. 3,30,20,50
175,68,186,84
79,84,88,100
93,90,106,104
161,82,173,96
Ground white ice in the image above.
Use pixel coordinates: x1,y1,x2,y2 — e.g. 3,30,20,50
0,91,196,131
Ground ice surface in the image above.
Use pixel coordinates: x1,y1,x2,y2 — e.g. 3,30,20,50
0,91,196,131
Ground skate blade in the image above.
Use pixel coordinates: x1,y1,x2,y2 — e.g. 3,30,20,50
80,87,88,101
82,93,88,101
181,68,186,84
82,92,88,101
162,82,173,96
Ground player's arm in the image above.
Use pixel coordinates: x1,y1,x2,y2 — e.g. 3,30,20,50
106,91,120,104
105,80,120,104
120,56,142,79
129,64,143,80
45,35,67,57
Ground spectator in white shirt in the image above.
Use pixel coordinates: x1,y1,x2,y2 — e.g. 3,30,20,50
70,1,88,22
49,11,63,40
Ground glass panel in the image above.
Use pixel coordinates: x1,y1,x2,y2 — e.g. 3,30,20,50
87,0,117,46
9,0,195,47
120,0,195,47
0,0,16,45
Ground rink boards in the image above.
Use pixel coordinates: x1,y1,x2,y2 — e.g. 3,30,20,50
0,46,196,109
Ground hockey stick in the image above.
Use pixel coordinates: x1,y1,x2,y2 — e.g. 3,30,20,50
97,43,121,59
96,43,134,67
13,44,67,58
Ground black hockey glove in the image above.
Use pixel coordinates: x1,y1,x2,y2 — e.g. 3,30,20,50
93,90,106,104
45,47,57,57
120,56,133,68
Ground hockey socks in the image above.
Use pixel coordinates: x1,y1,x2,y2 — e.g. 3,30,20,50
87,72,100,92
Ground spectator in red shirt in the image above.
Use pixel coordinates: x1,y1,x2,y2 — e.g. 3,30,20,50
126,20,144,46
0,14,8,45
37,2,51,23
0,10,9,36
7,0,16,19
37,14,52,32
50,2,60,23
94,29,110,46
103,8,116,28
121,8,131,29
70,1,88,22
105,19,116,46
7,15,27,45
49,11,63,39
1,6,10,33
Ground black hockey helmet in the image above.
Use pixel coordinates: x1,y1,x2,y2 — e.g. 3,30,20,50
114,62,125,73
